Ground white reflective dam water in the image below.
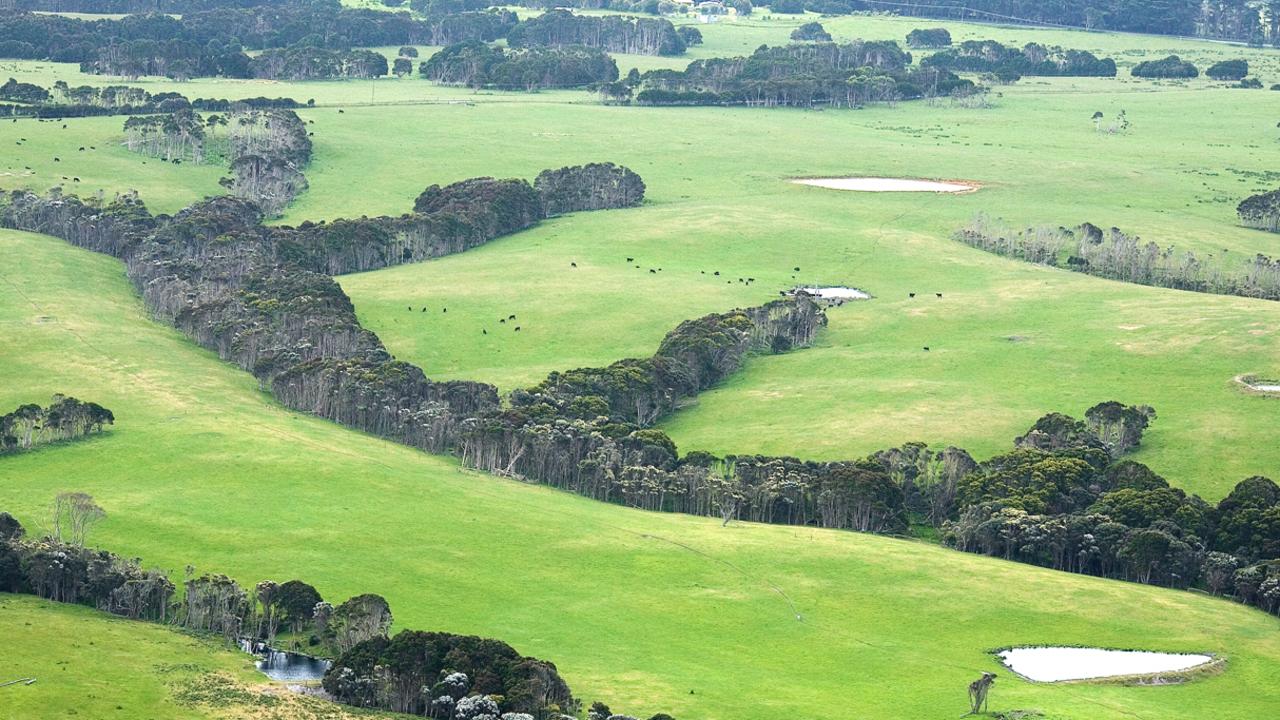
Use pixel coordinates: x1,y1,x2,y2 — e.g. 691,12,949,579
998,647,1213,682
791,177,978,193
793,286,871,300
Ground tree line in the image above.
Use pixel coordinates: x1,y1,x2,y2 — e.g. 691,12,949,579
507,9,686,56
7,161,1280,638
631,40,975,108
765,0,1276,44
955,215,1280,301
421,41,618,90
939,406,1280,618
11,0,297,12
123,108,312,215
0,6,680,81
1,394,113,454
0,77,304,118
0,163,644,471
921,39,1117,81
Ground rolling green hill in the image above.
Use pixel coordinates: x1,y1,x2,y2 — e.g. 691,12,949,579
2,11,1279,719
3,226,1280,720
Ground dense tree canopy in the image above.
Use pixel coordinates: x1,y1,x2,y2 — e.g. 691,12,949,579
1239,188,1280,232
636,41,974,108
1131,54,1199,78
791,22,832,42
1,395,114,454
421,41,618,90
324,631,575,716
507,9,686,56
1206,58,1249,80
922,40,1116,77
905,27,952,48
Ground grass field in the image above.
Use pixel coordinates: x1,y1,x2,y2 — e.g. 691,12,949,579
0,594,258,720
3,12,1280,719
3,226,1280,720
2,16,1277,498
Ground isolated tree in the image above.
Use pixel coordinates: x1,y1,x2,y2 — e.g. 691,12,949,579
398,46,419,58
1092,110,1103,130
393,57,413,77
50,492,105,546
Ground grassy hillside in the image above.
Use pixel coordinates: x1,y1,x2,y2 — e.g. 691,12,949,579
0,594,286,720
3,227,1280,720
5,16,1270,497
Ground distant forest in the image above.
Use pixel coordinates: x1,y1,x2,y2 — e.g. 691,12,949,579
815,1,1276,43
3,0,1278,45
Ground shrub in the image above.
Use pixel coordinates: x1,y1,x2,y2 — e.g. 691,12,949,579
1206,58,1247,80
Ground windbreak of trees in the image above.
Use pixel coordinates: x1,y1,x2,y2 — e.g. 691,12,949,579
248,47,388,80
222,109,313,216
7,162,1280,629
421,41,618,90
940,408,1280,617
634,41,976,108
1,395,113,454
0,77,304,118
921,40,1117,79
507,9,687,56
0,164,645,472
417,9,519,45
124,108,312,215
954,215,1280,301
535,162,646,216
123,109,212,162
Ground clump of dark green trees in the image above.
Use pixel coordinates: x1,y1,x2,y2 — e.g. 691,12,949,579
1131,55,1199,78
1,395,113,454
